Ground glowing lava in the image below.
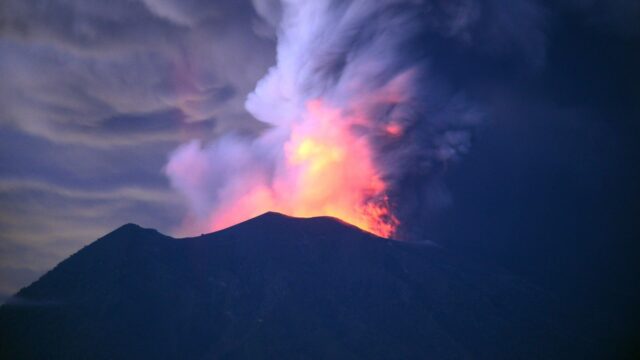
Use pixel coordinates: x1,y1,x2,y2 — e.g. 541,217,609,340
207,99,399,238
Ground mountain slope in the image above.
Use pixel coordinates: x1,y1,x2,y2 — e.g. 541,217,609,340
0,212,581,359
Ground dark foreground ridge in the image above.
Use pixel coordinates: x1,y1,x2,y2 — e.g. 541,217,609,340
0,212,585,359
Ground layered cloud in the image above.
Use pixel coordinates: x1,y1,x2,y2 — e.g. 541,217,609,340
0,0,275,146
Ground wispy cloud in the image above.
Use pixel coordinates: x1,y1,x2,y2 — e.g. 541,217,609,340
0,178,181,204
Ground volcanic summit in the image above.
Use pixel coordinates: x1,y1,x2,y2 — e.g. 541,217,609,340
0,212,585,359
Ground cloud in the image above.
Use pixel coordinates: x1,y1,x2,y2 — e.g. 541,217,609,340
0,0,275,146
140,0,218,27
0,178,181,204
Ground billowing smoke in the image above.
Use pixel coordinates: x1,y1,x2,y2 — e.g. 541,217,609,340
166,0,487,239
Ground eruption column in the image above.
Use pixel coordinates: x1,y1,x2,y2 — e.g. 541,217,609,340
203,99,399,238
166,0,479,239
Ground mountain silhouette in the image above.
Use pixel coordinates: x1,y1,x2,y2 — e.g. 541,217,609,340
0,212,584,359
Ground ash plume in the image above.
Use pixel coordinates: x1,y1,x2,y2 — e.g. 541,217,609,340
166,0,543,239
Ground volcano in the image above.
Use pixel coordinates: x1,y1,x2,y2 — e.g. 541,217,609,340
0,212,584,359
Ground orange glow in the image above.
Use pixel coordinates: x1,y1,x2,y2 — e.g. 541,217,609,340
208,99,399,238
385,123,403,137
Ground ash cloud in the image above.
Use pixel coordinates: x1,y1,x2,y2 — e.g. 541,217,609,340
165,0,546,239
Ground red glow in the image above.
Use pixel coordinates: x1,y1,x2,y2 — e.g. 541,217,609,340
209,99,399,238
385,123,403,137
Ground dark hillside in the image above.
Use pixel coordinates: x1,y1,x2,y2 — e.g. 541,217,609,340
0,212,584,359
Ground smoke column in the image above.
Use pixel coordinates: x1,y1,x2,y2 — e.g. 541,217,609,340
166,0,481,238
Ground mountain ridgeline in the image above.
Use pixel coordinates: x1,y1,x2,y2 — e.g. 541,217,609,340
0,212,585,359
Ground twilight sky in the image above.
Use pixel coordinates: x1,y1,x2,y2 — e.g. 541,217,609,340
0,1,639,346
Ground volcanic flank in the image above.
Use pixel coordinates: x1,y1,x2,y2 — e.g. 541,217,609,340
0,212,586,359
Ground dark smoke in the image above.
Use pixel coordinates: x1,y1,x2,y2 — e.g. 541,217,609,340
166,0,546,239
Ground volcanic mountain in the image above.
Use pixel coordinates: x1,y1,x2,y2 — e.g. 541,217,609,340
0,212,584,359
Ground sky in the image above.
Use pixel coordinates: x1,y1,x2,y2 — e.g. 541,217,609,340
0,0,639,349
